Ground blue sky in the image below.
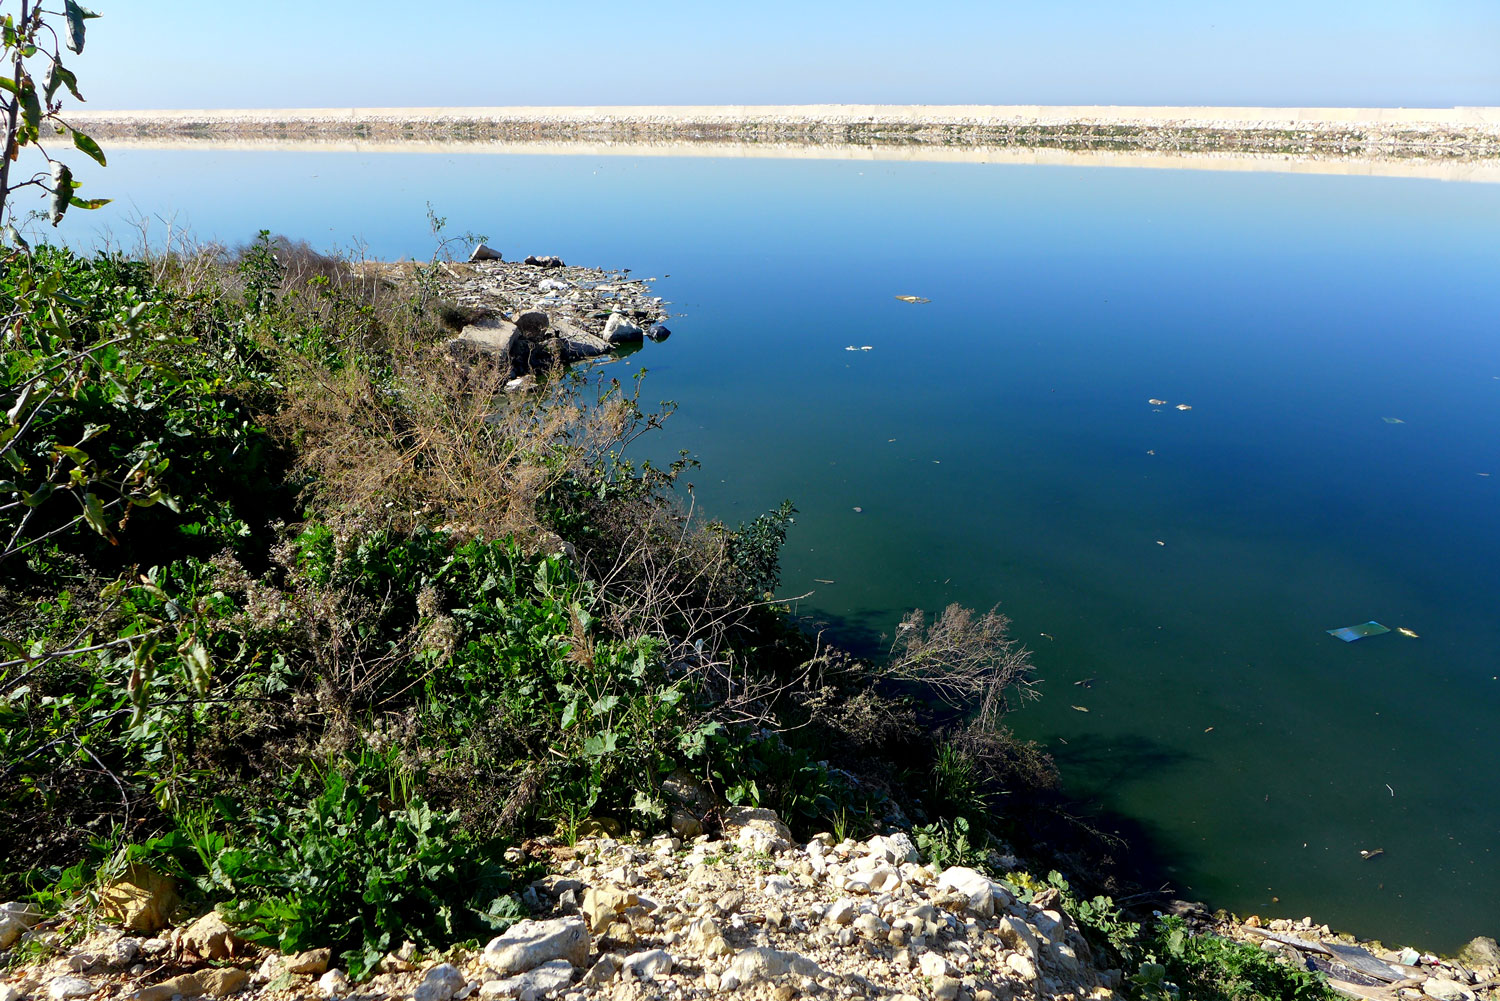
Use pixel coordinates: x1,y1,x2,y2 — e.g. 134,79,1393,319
75,0,1499,109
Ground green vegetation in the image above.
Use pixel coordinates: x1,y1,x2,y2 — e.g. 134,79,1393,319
0,16,1348,996
0,0,111,234
1136,917,1337,1001
0,234,1050,975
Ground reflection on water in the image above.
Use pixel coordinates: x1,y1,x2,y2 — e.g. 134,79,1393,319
54,143,1500,950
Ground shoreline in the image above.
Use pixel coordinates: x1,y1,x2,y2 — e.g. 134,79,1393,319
68,104,1500,163
79,134,1500,184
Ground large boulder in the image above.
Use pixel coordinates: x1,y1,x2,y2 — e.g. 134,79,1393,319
412,963,466,1001
580,886,638,933
554,321,614,362
480,958,574,1000
100,864,178,933
523,255,565,269
468,244,503,262
723,947,824,986
180,910,240,960
1424,980,1476,1001
620,950,673,980
513,310,551,337
1458,936,1500,969
935,865,1010,918
483,916,589,975
722,807,792,848
446,318,519,364
602,313,644,345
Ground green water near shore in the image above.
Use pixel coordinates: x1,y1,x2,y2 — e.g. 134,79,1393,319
58,146,1500,950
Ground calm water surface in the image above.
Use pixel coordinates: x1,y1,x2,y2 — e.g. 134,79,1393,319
58,146,1500,949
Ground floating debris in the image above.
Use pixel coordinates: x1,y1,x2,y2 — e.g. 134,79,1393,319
1073,678,1093,687
1146,449,1156,455
1204,726,1215,732
894,295,931,304
852,507,863,513
813,578,836,584
1040,632,1055,641
1148,398,1168,406
1396,627,1419,638
845,345,860,351
1382,417,1405,424
860,345,873,351
1359,848,1385,861
1175,404,1193,411
1327,621,1391,642
1070,705,1090,712
1155,540,1165,546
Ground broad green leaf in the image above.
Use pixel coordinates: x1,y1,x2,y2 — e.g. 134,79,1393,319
54,445,89,465
19,81,40,133
68,196,109,210
71,129,104,166
63,1,99,54
49,161,73,225
44,61,82,103
20,482,54,507
81,491,110,538
0,77,16,96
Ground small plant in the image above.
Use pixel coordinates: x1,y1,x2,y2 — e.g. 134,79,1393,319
914,816,986,871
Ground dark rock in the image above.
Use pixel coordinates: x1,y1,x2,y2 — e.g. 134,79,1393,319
646,324,672,342
515,310,551,337
555,321,614,362
524,255,566,269
469,243,503,262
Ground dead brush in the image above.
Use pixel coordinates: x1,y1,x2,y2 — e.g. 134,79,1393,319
886,603,1039,726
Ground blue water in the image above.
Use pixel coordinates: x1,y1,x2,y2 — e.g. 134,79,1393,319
53,145,1500,949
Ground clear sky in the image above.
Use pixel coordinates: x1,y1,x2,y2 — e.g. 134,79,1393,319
73,0,1499,110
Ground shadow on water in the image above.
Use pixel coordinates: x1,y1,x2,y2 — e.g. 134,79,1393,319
806,607,1202,907
790,605,902,660
1048,732,1202,797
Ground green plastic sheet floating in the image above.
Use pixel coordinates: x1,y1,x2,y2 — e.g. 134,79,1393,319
1327,621,1391,642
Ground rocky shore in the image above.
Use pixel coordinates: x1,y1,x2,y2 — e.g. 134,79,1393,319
364,252,673,389
2,809,1496,1001
69,106,1500,159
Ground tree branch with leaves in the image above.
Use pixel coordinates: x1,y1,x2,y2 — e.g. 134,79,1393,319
0,0,107,244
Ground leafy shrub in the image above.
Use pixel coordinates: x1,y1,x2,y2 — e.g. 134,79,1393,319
213,759,526,980
1142,916,1336,1001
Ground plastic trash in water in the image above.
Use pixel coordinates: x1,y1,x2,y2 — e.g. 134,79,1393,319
1327,621,1391,642
894,295,931,304
1382,417,1405,424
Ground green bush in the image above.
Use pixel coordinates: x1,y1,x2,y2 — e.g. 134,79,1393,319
213,759,527,980
1139,916,1336,1001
